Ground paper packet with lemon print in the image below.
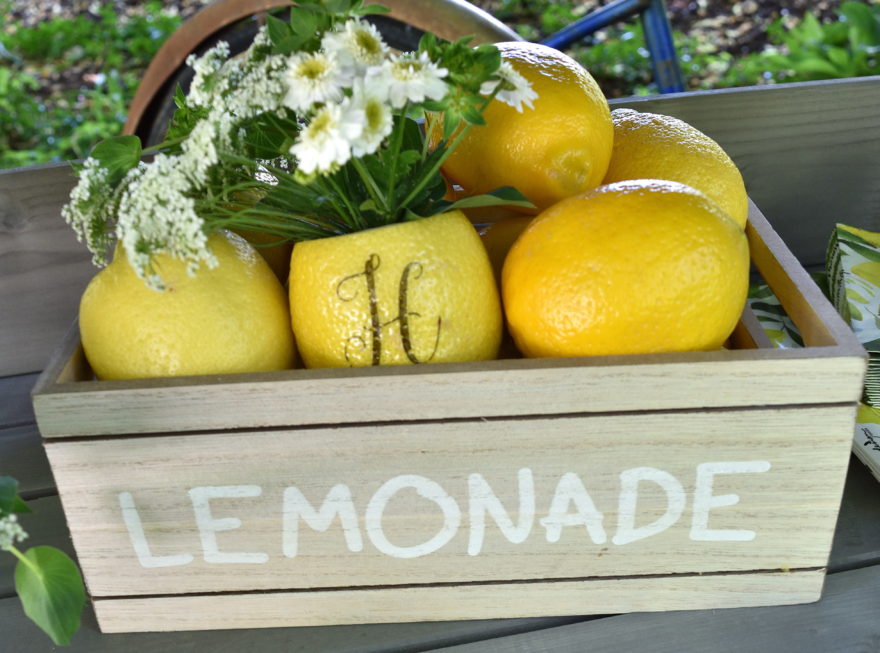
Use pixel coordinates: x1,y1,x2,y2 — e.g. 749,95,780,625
747,224,880,482
825,224,880,482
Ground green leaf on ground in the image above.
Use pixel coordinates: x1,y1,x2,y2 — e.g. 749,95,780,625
14,546,86,646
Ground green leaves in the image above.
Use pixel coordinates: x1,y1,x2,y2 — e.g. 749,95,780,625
89,136,142,186
0,477,30,515
14,547,86,646
1,476,85,646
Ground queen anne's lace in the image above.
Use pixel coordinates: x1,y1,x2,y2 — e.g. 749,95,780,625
116,156,217,289
61,158,115,266
0,513,27,551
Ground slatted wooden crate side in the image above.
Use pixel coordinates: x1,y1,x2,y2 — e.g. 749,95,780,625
30,348,865,437
92,569,827,633
45,404,854,598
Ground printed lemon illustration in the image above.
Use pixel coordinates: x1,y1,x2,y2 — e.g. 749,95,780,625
79,230,296,380
602,108,749,229
502,180,750,358
290,211,502,368
428,41,613,213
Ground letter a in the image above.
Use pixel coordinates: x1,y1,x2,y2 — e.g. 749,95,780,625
540,472,607,544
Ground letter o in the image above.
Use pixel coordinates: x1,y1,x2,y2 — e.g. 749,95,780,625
365,475,461,559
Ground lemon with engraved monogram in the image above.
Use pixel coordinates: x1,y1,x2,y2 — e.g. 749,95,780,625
289,211,502,368
79,230,296,380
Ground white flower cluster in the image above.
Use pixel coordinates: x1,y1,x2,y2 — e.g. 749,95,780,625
0,513,27,551
116,151,219,289
284,19,451,175
61,158,115,267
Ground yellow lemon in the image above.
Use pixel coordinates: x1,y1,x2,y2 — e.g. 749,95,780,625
79,230,296,379
479,215,533,285
603,108,749,228
289,211,501,368
234,228,292,283
429,41,613,213
502,179,750,358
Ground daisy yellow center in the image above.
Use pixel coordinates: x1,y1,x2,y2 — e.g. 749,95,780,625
364,99,385,131
307,111,334,137
354,29,382,57
298,57,330,81
392,59,423,80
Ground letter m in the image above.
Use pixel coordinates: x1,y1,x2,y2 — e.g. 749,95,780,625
282,484,363,557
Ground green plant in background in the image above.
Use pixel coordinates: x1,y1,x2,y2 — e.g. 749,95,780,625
485,0,880,96
1,476,85,646
0,1,182,169
721,1,880,86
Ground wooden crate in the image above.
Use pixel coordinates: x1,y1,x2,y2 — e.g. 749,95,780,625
31,202,866,634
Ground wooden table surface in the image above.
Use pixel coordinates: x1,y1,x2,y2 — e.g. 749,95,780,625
2,77,880,651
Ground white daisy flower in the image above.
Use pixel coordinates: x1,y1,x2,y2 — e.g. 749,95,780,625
321,19,389,77
372,52,449,109
283,51,348,113
479,60,538,113
290,102,364,175
0,513,27,551
347,80,393,157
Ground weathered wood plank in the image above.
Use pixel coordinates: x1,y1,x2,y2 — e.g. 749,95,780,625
92,570,826,633
0,162,93,377
829,458,880,573
613,76,880,267
0,423,54,496
46,405,852,600
435,564,880,653
0,373,38,429
0,595,586,652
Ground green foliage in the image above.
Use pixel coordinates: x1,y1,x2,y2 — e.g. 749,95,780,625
1,476,86,646
14,547,86,646
720,2,880,87
0,2,182,169
482,0,880,95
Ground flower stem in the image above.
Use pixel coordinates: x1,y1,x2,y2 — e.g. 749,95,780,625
398,94,496,211
398,121,473,211
6,545,38,574
385,108,409,213
351,157,387,214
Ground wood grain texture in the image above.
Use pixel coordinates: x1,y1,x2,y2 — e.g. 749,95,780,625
30,346,866,437
0,163,93,377
0,423,55,496
435,565,880,653
0,373,38,428
829,458,880,573
91,569,825,633
0,594,588,653
613,77,880,267
46,405,852,600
